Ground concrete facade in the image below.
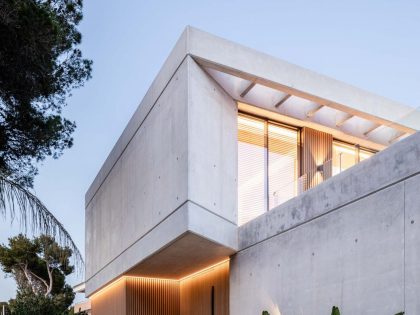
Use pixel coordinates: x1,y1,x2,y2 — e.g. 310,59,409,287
231,132,420,315
85,26,420,314
85,56,238,296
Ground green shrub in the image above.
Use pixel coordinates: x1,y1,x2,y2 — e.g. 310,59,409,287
331,306,341,315
9,291,72,315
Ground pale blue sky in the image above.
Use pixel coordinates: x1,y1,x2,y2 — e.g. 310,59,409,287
1,0,420,301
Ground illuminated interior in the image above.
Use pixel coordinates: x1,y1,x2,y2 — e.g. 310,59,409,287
332,141,375,176
90,260,230,315
238,114,298,225
238,110,377,225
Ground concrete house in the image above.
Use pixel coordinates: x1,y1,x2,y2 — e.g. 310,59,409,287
85,27,420,315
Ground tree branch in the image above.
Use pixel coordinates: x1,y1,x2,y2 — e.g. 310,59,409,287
0,175,83,271
20,263,36,294
45,260,53,296
26,268,49,295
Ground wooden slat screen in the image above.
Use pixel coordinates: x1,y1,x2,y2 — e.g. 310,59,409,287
301,127,333,189
91,278,127,315
180,261,229,315
91,277,179,315
126,278,180,315
90,262,230,315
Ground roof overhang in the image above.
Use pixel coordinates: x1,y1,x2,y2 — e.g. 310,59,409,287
182,26,419,147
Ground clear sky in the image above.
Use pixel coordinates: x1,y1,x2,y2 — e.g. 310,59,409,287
1,0,420,301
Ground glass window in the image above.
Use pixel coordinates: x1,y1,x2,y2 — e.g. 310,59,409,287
238,114,298,225
359,148,375,161
238,115,376,226
238,115,266,225
332,142,356,176
268,123,298,210
333,141,375,175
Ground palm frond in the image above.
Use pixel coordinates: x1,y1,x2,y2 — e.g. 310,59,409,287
0,175,84,270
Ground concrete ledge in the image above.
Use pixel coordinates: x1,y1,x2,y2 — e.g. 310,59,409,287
86,200,237,296
239,131,420,250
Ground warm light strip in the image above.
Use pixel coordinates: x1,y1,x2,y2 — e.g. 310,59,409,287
179,259,230,281
89,275,178,299
89,276,126,299
89,259,230,298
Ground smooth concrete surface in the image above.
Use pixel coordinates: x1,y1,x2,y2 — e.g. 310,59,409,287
85,28,189,205
86,58,190,286
230,132,420,315
239,132,420,250
404,174,420,314
86,199,237,296
85,56,238,296
126,232,234,279
187,59,238,224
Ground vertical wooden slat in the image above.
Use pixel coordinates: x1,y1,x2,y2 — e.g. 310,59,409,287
91,277,180,315
180,261,229,315
91,262,229,315
301,127,333,190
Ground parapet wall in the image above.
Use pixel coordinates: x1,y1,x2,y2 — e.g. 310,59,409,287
231,132,420,315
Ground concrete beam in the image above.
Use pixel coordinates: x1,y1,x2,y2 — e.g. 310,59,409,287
186,26,418,134
306,105,324,118
274,94,291,108
336,114,354,127
240,81,256,98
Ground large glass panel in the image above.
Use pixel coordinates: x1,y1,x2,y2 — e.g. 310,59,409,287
268,123,298,210
332,141,356,175
359,148,375,162
238,115,266,225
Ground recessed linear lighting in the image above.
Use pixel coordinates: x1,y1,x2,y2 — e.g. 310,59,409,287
89,259,230,299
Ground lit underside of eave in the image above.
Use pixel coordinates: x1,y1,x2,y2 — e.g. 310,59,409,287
194,58,417,149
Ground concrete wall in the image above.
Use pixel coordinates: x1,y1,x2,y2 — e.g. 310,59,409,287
85,58,189,284
187,59,237,224
231,132,420,315
85,54,238,296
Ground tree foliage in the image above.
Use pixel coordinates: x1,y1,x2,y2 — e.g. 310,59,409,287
0,175,83,265
0,234,75,314
0,0,92,187
9,291,73,315
0,0,91,265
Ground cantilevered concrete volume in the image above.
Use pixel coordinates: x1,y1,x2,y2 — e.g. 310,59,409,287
84,26,420,315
